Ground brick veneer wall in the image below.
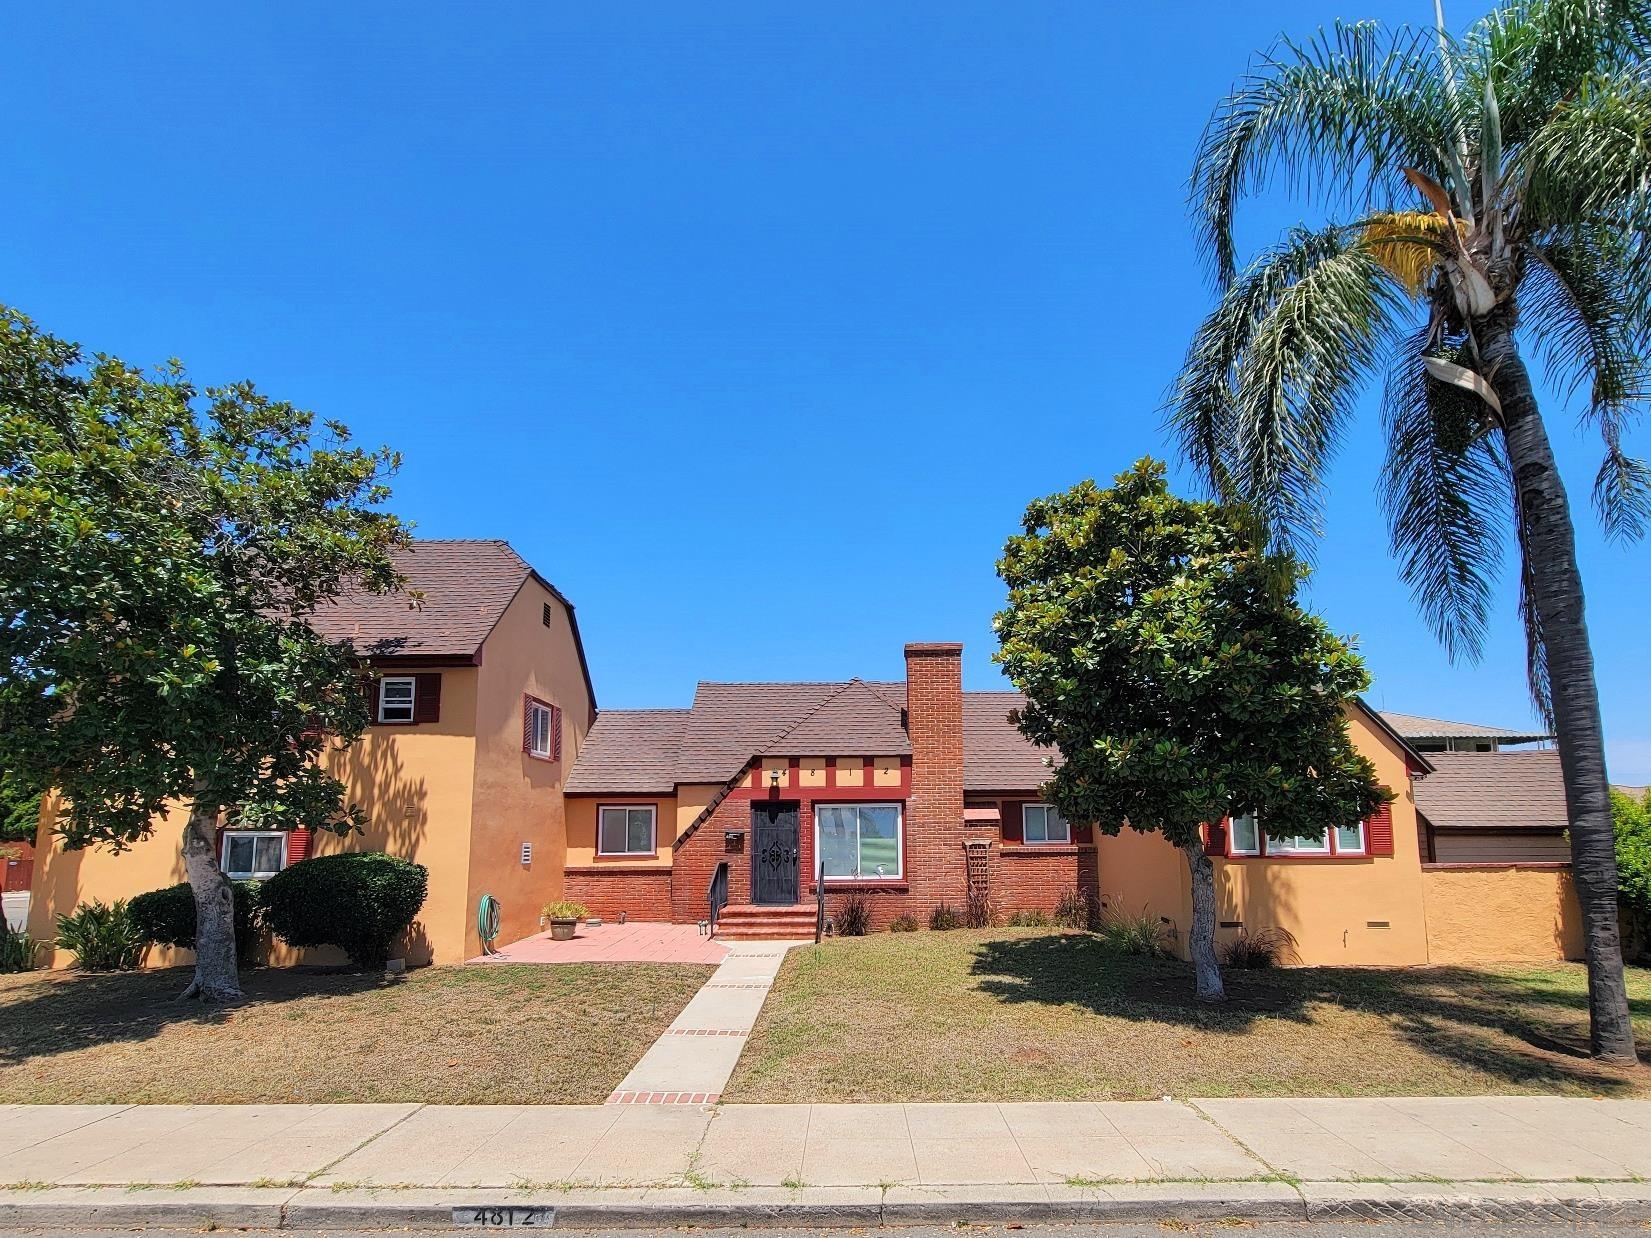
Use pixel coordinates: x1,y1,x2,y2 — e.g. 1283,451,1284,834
902,642,968,921
993,846,1100,916
564,869,672,922
672,790,755,922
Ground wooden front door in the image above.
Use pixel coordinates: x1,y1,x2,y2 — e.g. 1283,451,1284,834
751,803,800,906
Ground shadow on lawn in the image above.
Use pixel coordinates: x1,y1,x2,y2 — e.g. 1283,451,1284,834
969,932,1648,1093
0,966,396,1067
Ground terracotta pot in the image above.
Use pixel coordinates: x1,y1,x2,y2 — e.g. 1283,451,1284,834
549,918,578,941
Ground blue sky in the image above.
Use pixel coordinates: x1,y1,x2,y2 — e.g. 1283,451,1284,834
8,3,1649,780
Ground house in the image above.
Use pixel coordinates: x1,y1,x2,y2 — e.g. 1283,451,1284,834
1378,711,1551,755
27,540,596,966
561,642,1582,965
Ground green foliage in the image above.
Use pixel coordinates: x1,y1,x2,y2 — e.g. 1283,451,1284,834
1096,909,1175,958
1219,927,1299,969
1005,908,1051,928
129,881,263,966
833,893,871,937
1613,787,1651,954
540,900,587,920
0,772,41,844
0,306,409,855
888,914,920,933
54,899,145,971
1053,888,1098,931
1,924,42,972
928,902,962,931
260,853,428,969
995,459,1388,854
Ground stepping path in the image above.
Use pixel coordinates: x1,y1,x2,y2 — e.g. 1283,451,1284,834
605,941,793,1105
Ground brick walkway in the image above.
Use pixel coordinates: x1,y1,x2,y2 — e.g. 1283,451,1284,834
468,920,729,965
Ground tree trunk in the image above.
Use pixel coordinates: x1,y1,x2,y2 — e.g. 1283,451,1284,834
180,794,242,1002
1181,838,1226,1002
1480,318,1637,1063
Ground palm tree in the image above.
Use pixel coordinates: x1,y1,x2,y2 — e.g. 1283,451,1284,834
1174,0,1650,1061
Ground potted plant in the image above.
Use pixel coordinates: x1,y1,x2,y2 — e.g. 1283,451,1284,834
541,900,587,941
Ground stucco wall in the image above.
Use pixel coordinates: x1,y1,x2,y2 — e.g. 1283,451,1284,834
466,579,595,956
565,795,678,868
1421,864,1583,963
28,670,480,968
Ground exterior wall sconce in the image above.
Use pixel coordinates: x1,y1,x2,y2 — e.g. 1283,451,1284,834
768,767,783,787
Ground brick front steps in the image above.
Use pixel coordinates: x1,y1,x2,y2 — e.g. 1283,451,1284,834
712,902,818,941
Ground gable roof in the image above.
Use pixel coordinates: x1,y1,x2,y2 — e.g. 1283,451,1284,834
564,710,690,794
963,691,1053,793
672,682,842,783
1413,750,1569,831
1380,710,1550,744
309,539,596,714
763,679,911,757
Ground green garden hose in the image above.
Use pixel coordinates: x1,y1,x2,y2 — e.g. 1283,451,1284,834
477,893,502,954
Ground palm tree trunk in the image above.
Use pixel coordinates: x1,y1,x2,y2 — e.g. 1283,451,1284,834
1181,839,1226,1002
179,789,242,1002
1480,318,1637,1063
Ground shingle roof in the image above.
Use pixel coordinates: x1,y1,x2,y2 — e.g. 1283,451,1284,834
310,539,534,659
1380,710,1551,743
963,691,1053,792
564,710,690,794
673,682,842,783
1413,750,1569,831
762,680,911,757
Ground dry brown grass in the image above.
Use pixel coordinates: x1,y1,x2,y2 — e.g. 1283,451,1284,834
726,928,1651,1102
0,962,713,1104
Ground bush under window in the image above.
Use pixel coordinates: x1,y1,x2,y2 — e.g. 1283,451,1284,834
130,881,263,966
260,852,428,969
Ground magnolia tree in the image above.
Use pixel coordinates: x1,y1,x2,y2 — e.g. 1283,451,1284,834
0,308,408,1000
994,459,1386,1000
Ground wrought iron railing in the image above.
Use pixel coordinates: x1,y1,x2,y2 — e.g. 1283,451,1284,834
707,860,729,937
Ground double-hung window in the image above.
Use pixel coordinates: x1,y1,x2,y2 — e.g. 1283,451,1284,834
1022,803,1071,844
221,831,286,879
598,805,656,856
816,803,902,880
378,676,416,723
528,700,555,758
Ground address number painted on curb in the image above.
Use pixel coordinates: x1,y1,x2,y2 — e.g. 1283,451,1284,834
453,1206,557,1227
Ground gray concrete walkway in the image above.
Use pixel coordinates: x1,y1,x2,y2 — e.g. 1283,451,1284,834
5,1098,1651,1227
605,941,792,1105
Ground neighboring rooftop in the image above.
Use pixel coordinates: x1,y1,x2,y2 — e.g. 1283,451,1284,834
1379,710,1550,744
1413,750,1569,831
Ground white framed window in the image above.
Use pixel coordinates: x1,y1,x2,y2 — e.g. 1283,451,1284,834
221,830,286,879
1267,826,1331,855
1334,820,1367,855
1022,803,1071,844
598,805,656,856
378,676,416,723
528,700,555,758
815,803,903,880
1229,812,1261,855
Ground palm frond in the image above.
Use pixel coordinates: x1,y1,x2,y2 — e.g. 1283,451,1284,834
1594,428,1651,540
1518,66,1651,229
1522,227,1651,415
1362,210,1459,295
1465,0,1651,146
1169,225,1405,557
1193,20,1456,285
1380,328,1511,663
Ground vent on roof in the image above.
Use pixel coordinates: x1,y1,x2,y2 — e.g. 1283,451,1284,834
542,602,552,627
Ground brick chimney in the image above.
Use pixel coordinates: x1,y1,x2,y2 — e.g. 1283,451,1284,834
904,642,967,912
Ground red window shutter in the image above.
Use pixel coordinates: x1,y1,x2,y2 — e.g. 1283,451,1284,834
412,673,441,724
522,695,533,754
1001,803,1024,844
1073,820,1093,844
1367,798,1395,856
286,827,312,864
551,705,563,761
1205,818,1230,856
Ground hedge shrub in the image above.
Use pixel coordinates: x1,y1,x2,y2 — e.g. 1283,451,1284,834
129,881,263,965
260,852,428,969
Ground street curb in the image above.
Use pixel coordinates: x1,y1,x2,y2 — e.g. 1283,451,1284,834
4,1183,1651,1228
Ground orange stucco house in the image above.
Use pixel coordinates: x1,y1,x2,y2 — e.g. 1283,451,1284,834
28,540,1580,970
28,540,596,966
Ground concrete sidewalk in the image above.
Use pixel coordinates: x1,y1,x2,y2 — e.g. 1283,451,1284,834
4,1097,1651,1228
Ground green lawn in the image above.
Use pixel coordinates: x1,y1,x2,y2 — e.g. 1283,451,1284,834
726,928,1651,1102
0,962,713,1104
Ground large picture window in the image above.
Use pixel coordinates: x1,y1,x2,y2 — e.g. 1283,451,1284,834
1022,803,1071,844
816,803,902,880
598,805,656,856
221,831,286,880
